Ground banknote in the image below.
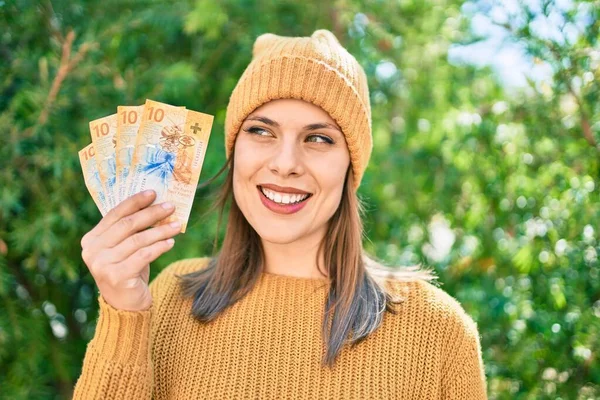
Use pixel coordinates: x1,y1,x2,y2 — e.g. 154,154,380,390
116,105,143,204
89,114,118,211
78,143,109,216
116,104,187,204
127,99,214,232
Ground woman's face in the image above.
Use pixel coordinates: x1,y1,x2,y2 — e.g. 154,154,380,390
233,98,350,245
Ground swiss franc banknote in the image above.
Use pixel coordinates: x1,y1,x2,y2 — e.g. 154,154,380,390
116,105,186,204
78,143,108,216
89,114,118,211
115,105,144,204
127,99,214,232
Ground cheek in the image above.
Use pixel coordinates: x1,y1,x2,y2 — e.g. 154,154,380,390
312,162,347,216
312,153,349,191
232,141,250,202
233,138,258,179
232,137,265,210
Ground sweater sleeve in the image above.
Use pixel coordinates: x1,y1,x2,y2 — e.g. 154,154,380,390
440,313,488,399
72,263,177,400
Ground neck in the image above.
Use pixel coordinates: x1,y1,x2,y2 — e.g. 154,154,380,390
261,225,329,280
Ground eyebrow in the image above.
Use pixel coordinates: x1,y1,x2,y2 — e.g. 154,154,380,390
245,115,342,133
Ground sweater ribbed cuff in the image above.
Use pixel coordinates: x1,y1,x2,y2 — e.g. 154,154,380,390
90,295,154,366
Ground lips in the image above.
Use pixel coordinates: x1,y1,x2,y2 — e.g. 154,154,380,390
258,183,311,195
259,186,311,203
257,186,312,215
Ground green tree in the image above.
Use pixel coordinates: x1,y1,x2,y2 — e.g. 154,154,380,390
0,0,597,398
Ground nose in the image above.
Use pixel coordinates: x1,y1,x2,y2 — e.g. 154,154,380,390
267,136,304,178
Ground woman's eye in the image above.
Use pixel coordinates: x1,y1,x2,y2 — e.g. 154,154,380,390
307,135,334,144
244,127,333,144
245,127,270,136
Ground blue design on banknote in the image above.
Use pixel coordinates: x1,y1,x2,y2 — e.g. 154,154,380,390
139,146,176,194
117,146,134,202
106,157,117,190
101,157,118,208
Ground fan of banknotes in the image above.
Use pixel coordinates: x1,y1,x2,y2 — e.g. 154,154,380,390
78,99,214,233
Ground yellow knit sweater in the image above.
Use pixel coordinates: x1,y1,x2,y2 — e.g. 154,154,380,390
73,257,487,399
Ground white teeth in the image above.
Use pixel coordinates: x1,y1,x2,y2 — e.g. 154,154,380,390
261,187,309,205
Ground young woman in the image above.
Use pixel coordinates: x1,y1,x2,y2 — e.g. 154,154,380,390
74,30,487,399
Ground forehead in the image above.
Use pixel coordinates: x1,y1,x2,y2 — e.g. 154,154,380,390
246,99,338,126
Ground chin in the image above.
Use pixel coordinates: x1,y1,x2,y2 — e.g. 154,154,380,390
254,226,306,245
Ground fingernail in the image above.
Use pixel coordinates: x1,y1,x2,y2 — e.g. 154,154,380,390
169,221,181,228
143,190,155,197
166,238,175,246
161,202,174,210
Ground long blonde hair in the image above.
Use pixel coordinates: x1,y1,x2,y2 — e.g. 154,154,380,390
177,147,437,367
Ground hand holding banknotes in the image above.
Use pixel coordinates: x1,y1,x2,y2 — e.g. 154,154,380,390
78,99,213,310
80,190,180,311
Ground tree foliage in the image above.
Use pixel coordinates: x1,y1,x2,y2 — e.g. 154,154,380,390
1,0,598,398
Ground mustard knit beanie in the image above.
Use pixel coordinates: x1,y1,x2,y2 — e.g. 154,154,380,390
224,29,372,190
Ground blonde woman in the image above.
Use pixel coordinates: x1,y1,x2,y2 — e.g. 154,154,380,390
74,30,487,399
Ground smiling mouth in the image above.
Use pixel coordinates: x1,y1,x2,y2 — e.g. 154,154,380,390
257,186,313,205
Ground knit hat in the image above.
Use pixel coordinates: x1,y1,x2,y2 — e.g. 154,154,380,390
224,29,372,190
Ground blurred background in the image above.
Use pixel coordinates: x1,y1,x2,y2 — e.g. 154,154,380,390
1,0,598,398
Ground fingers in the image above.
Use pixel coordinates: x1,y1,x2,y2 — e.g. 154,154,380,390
102,201,177,248
108,220,181,263
117,238,176,277
81,190,156,249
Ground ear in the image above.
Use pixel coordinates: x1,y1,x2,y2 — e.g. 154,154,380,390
311,29,342,46
252,33,279,58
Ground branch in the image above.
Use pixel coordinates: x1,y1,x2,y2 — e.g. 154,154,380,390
565,83,597,150
535,41,598,151
36,30,95,128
